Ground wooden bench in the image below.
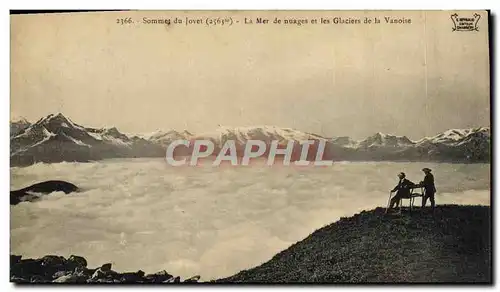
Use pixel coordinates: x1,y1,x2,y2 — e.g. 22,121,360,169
397,186,425,213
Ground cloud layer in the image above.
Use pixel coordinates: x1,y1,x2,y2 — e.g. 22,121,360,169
10,159,490,279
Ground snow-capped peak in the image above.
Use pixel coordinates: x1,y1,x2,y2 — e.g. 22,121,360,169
137,129,191,140
331,136,358,147
359,132,414,148
194,125,326,146
34,113,66,127
416,127,490,145
436,129,471,140
10,116,29,124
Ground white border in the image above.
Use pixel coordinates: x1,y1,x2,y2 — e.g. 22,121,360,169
2,0,500,10
2,1,498,292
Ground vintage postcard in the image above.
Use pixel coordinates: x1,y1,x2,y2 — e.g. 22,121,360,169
10,10,491,284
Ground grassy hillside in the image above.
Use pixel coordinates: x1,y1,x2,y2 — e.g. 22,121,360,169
217,205,491,283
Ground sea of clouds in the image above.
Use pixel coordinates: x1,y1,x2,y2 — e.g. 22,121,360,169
10,159,490,280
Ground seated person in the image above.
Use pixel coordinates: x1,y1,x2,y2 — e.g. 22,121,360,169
388,172,416,210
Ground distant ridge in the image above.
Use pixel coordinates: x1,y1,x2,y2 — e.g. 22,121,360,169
10,113,490,166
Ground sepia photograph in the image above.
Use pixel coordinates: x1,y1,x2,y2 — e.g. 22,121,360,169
9,10,491,284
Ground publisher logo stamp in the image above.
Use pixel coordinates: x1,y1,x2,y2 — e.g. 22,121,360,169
451,13,481,32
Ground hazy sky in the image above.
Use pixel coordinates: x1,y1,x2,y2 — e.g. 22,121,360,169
11,11,490,139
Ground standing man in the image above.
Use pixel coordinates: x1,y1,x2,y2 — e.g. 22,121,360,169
420,168,437,209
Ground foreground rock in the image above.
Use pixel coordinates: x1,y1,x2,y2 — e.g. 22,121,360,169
10,255,200,284
10,180,79,205
217,205,491,283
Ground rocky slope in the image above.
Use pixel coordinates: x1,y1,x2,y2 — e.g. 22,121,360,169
10,255,200,284
218,205,491,283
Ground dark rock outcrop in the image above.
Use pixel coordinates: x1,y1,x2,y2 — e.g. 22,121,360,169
10,255,200,284
10,180,79,205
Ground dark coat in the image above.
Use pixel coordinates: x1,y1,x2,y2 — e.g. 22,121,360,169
392,178,415,198
421,173,437,194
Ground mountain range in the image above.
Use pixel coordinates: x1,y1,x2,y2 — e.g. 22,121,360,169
10,114,164,166
10,113,490,166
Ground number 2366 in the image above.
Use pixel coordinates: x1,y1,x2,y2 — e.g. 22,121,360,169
116,18,133,25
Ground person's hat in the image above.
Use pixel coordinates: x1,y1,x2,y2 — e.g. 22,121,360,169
398,172,406,177
422,168,432,172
